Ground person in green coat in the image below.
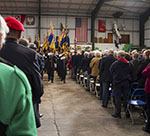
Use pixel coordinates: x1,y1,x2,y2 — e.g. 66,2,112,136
0,62,37,136
0,15,37,136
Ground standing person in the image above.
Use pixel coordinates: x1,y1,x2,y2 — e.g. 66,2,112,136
137,50,150,87
46,51,56,83
129,53,140,82
0,15,37,136
0,17,43,128
81,52,89,72
142,63,150,133
98,50,108,99
110,51,131,118
60,54,68,83
99,49,117,108
71,51,78,79
90,51,101,81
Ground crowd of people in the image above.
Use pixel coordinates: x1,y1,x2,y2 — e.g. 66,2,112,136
0,14,150,135
69,49,150,133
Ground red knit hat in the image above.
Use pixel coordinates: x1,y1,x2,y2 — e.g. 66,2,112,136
5,17,24,31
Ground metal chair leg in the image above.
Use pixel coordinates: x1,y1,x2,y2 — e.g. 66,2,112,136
127,104,134,124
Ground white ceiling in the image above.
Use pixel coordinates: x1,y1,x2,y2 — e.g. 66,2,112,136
0,0,149,18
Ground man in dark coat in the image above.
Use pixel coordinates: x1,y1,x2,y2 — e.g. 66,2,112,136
99,49,117,107
81,52,89,72
0,17,43,128
46,51,56,83
110,51,131,118
137,50,150,87
59,55,68,83
70,51,77,79
129,53,140,82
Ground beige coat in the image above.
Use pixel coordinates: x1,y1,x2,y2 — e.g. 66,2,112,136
90,56,100,77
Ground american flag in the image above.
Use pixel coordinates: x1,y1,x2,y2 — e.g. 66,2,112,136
75,18,88,42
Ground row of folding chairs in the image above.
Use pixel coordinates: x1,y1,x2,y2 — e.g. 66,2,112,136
75,70,147,124
76,69,103,99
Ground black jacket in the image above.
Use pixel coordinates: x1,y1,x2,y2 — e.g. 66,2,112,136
110,59,131,84
137,59,150,87
99,55,117,82
0,38,43,103
129,59,140,82
46,54,56,74
81,56,89,72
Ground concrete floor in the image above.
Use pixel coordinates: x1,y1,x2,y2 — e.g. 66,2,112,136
38,73,149,136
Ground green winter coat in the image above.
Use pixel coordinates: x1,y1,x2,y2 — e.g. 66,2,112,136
0,62,37,136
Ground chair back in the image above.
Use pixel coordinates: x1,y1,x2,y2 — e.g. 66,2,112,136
130,88,145,100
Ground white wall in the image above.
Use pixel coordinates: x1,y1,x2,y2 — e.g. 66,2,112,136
40,16,91,44
95,43,125,51
2,14,139,47
145,18,150,47
95,18,139,46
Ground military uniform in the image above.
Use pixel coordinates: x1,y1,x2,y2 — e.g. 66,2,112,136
46,53,56,83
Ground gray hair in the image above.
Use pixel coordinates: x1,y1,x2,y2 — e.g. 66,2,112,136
19,38,29,47
0,15,9,47
117,51,125,58
108,49,114,55
84,51,89,57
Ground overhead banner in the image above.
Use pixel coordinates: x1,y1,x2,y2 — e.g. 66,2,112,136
98,20,106,32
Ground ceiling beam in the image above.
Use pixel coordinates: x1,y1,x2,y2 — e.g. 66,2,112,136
91,0,105,18
91,0,105,50
139,8,150,47
0,6,38,9
103,3,140,15
0,1,96,6
103,4,149,9
140,8,150,23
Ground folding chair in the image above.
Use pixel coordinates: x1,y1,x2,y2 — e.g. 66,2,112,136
90,78,95,94
130,82,139,92
76,72,80,84
95,76,100,98
126,88,147,124
79,70,84,86
83,72,88,89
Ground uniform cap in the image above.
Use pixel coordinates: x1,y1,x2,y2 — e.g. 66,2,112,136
5,17,24,31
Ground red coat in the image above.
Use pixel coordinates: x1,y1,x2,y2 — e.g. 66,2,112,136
142,63,150,93
68,57,72,69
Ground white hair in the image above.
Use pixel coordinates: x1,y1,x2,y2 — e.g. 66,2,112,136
103,50,109,56
84,51,89,57
94,50,101,57
0,15,9,47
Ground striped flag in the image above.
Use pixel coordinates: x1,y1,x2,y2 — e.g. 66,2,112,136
75,18,88,42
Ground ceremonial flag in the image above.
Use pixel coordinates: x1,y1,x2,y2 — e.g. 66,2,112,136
48,24,55,50
60,27,71,52
42,40,48,53
75,18,88,42
55,36,59,50
60,29,65,48
34,36,40,52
